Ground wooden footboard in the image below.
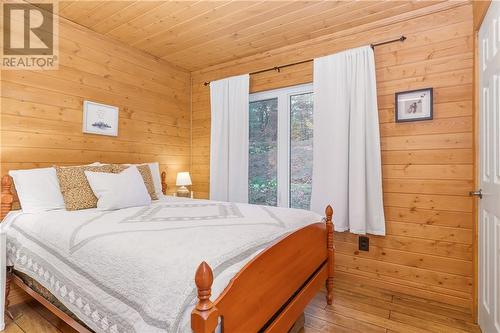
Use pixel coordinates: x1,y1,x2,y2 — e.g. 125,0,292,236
192,206,334,333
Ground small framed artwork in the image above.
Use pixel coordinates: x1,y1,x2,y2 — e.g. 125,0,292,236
82,100,119,136
395,88,433,122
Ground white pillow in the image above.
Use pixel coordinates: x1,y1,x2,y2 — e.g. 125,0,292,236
146,162,162,196
84,165,151,210
9,167,65,213
125,162,162,196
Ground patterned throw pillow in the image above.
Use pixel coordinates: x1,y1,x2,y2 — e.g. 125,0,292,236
112,164,158,200
55,165,115,210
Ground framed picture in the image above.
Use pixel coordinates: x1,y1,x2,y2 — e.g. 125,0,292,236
82,100,119,136
395,88,433,122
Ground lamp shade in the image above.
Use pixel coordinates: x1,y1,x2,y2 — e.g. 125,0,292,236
176,172,192,186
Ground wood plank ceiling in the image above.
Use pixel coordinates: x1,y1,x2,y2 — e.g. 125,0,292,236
57,1,450,71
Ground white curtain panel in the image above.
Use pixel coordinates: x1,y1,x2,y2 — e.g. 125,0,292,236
310,46,385,235
209,74,250,203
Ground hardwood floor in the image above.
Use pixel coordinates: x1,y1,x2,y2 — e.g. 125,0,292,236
4,280,481,333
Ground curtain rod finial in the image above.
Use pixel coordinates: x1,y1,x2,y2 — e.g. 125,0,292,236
400,35,407,42
204,82,210,86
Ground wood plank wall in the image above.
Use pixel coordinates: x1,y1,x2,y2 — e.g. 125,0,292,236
0,16,191,190
190,3,475,311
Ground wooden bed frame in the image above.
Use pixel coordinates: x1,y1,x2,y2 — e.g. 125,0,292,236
1,171,334,333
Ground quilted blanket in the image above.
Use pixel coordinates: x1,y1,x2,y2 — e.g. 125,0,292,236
3,196,321,333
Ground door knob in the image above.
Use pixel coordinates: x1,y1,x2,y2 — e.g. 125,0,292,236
469,189,483,199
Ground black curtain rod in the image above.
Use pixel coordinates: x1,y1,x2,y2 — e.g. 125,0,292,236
203,35,406,86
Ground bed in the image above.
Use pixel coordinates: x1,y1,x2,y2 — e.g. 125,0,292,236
0,172,334,333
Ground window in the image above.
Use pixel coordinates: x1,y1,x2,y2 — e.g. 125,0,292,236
249,84,313,209
249,98,278,206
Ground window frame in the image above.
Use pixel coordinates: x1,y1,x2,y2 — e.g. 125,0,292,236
249,83,313,208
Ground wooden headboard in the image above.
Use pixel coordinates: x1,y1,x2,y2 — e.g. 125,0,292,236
0,170,168,220
160,171,167,195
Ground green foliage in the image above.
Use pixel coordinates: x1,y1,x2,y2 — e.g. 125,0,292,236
249,177,277,206
248,92,313,209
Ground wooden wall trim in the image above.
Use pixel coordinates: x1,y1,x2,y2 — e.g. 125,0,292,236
472,29,480,324
473,0,491,31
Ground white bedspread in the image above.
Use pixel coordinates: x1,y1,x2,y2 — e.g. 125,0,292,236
2,196,321,333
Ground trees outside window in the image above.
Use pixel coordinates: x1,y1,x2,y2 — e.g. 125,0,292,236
249,84,313,209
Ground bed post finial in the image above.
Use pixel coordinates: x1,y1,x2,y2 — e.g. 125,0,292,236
1,175,14,220
191,262,219,333
325,205,334,305
161,171,167,195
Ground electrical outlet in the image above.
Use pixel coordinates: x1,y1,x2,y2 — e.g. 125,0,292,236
359,236,369,251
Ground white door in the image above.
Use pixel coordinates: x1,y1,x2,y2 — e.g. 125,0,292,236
479,1,500,332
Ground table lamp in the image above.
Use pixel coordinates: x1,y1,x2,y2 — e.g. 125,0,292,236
176,172,192,197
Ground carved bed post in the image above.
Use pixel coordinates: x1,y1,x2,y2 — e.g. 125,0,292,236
1,176,13,221
191,262,219,333
1,176,14,322
161,171,167,195
325,205,334,305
